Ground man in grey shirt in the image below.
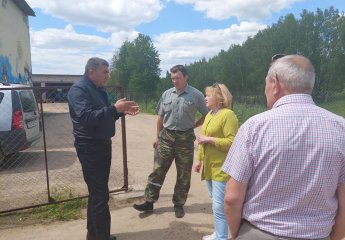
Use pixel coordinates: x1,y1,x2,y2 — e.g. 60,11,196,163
133,65,208,218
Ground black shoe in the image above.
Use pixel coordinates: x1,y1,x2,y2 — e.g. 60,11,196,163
133,201,153,212
174,205,185,218
86,232,116,240
86,232,97,240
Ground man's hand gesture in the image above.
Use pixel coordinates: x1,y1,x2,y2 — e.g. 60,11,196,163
114,98,140,116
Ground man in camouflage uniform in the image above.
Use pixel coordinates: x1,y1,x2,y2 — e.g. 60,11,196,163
133,65,208,218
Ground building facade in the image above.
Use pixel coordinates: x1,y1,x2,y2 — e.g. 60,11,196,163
0,0,35,85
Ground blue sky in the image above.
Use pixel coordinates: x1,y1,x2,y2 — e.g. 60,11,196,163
26,0,345,76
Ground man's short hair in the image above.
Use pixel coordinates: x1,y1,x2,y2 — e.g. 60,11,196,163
268,55,315,94
170,65,187,76
84,57,109,76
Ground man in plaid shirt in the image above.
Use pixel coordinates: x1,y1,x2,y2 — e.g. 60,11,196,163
222,54,345,240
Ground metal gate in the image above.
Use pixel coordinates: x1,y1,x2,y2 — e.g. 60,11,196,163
0,85,129,213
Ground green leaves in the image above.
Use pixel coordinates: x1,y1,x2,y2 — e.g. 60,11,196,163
110,8,344,106
186,7,345,102
109,34,160,93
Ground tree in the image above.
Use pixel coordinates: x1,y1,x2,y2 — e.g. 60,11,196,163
109,34,160,94
184,7,344,100
110,8,345,102
110,40,132,89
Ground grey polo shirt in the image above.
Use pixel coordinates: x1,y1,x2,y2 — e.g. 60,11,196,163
156,84,208,131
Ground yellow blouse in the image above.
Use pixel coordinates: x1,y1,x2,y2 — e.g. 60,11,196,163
197,108,239,181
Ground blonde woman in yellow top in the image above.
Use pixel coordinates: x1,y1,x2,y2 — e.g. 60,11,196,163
194,83,238,240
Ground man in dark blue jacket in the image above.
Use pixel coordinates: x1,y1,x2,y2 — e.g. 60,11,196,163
68,57,139,240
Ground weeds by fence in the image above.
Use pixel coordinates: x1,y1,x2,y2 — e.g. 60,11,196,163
0,85,344,214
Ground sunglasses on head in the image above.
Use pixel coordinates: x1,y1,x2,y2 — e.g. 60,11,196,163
271,54,286,62
212,83,221,90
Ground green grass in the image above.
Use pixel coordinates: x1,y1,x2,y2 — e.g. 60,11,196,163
232,99,345,122
233,102,266,125
0,188,87,225
319,98,345,117
138,95,344,124
30,190,87,221
138,100,267,124
138,100,158,115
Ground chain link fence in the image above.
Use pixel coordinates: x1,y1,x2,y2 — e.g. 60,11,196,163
234,89,345,123
126,87,345,125
0,85,128,213
0,84,344,213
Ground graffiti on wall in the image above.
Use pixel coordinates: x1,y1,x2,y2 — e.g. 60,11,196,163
0,55,32,85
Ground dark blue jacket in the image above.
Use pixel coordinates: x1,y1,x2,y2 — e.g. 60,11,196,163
67,76,123,140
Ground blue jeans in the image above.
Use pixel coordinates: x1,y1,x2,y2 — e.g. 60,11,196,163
207,180,228,240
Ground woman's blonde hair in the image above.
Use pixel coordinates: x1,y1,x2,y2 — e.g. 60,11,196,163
205,83,233,109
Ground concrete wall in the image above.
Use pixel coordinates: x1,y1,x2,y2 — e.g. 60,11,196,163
32,74,82,102
0,0,32,85
33,74,83,86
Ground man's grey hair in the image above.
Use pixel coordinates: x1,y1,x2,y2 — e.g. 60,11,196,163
84,57,109,76
267,55,315,94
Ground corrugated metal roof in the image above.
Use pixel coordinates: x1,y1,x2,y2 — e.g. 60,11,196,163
12,0,35,16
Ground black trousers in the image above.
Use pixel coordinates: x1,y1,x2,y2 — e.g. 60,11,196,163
75,138,112,240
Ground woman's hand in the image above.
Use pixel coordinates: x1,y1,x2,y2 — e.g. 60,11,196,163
197,135,214,145
193,161,202,173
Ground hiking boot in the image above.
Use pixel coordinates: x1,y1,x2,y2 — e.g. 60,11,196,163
174,205,185,218
133,201,153,212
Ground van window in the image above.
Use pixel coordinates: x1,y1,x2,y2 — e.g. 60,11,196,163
19,91,37,112
0,92,4,104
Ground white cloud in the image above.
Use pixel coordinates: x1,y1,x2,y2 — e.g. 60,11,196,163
155,21,267,75
26,0,270,75
30,25,138,74
31,24,110,50
109,31,139,47
174,0,304,20
30,21,266,76
26,0,163,32
31,47,109,75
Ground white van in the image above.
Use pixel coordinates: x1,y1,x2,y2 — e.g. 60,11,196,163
0,84,42,165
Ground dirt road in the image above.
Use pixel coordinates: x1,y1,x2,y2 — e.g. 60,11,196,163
0,113,215,240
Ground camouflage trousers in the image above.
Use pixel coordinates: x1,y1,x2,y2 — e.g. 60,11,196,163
145,128,195,206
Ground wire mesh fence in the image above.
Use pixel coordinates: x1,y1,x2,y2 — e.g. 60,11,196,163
0,83,344,213
123,87,345,120
0,85,128,213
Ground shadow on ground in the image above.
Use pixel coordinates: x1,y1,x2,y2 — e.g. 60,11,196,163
0,150,77,173
116,221,213,240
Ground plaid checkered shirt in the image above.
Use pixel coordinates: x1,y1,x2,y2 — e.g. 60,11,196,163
222,94,345,239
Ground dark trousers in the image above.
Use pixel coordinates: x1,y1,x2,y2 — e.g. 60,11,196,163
237,220,330,240
75,138,112,240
